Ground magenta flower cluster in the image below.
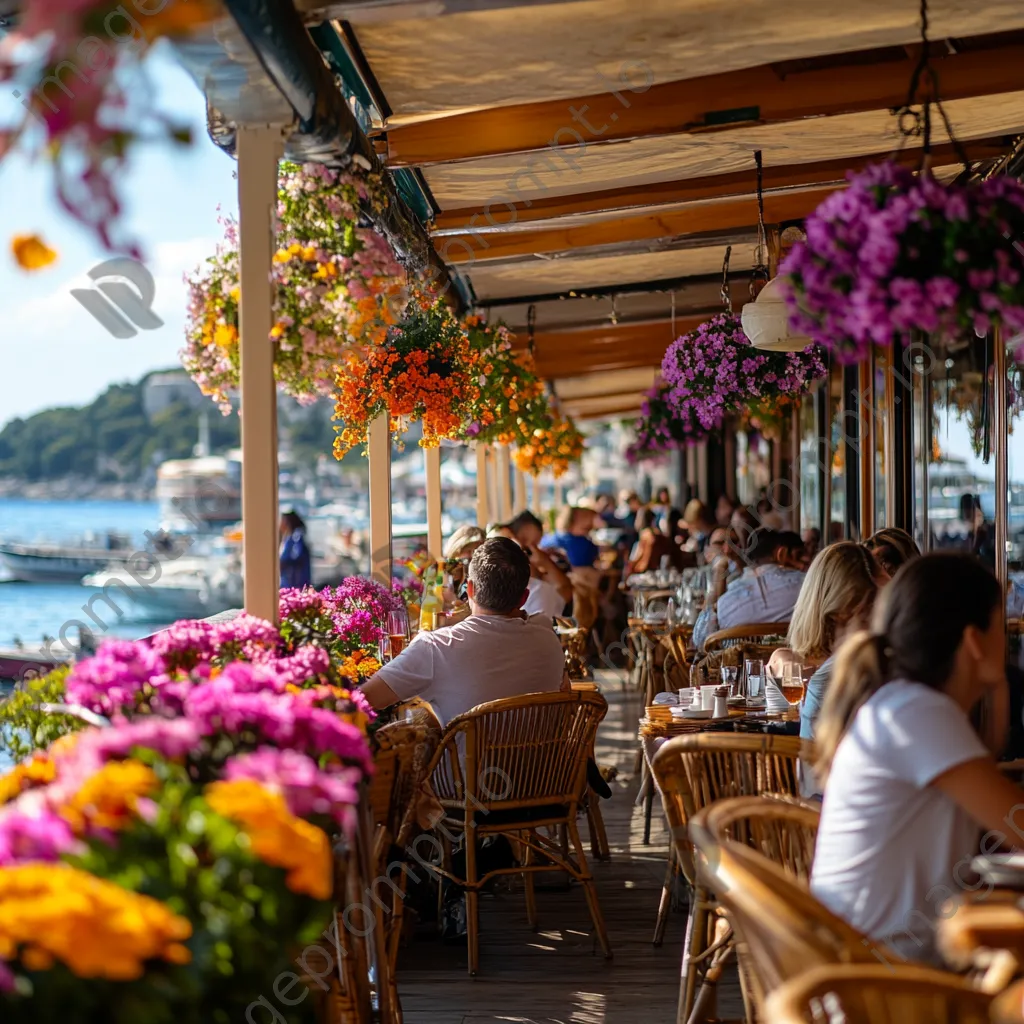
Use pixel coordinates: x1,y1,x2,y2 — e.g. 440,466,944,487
781,162,1024,361
223,747,362,830
626,383,708,464
660,314,826,430
279,579,400,656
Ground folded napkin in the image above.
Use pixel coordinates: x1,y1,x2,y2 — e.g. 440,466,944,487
764,679,795,714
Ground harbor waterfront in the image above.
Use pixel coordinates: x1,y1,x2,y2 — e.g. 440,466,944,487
0,498,166,647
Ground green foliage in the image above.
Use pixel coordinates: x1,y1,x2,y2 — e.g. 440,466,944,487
0,668,78,763
0,376,239,482
2,760,332,1024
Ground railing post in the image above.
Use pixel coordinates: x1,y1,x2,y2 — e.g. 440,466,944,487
995,328,1009,595
368,413,392,586
475,444,490,528
513,466,527,514
425,445,443,562
237,125,284,623
496,445,513,521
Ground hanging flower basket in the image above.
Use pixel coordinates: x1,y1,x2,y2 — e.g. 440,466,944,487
661,313,826,430
625,384,710,464
462,316,549,444
513,416,586,479
182,162,407,413
1,1,219,257
333,300,480,458
781,162,1024,362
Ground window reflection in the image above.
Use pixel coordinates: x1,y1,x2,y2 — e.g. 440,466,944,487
799,391,820,535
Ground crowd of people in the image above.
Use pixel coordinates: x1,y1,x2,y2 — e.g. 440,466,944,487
353,485,1022,965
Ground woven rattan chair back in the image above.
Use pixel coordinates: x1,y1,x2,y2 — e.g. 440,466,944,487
371,705,442,847
429,690,607,813
699,795,820,882
688,830,883,1000
764,963,993,1024
704,622,790,654
690,643,780,688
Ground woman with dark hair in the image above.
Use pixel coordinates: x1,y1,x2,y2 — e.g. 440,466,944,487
811,553,1017,962
626,507,688,576
279,510,312,588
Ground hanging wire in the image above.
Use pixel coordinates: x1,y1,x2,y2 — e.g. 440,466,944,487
750,150,770,300
610,294,619,326
670,290,677,339
527,304,536,354
720,245,733,314
890,0,971,173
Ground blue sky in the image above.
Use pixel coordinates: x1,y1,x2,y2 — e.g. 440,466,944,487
0,43,238,424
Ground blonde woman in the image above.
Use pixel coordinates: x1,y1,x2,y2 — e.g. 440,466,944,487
785,542,882,741
864,526,920,579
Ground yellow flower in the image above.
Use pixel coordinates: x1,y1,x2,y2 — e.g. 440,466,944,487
229,286,241,302
270,322,285,339
314,263,338,280
0,863,191,980
60,760,158,833
0,754,55,805
301,246,317,261
214,324,238,348
273,249,292,264
205,779,332,900
11,234,57,271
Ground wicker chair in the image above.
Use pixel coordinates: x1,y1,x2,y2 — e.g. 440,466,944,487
651,735,815,1024
703,622,790,654
425,690,612,975
366,707,443,1024
688,828,896,1017
764,963,992,1024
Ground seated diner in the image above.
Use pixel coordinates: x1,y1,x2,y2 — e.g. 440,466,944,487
360,537,568,725
810,553,1020,964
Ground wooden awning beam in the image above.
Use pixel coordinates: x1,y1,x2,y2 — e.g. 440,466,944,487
441,187,838,264
561,394,649,418
433,139,1009,231
384,40,1024,166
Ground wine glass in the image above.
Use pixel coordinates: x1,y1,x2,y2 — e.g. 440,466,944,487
388,609,410,657
781,663,804,704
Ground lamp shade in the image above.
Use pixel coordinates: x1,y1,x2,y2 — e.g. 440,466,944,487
741,276,812,352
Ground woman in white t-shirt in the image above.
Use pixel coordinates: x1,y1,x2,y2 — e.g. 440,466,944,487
810,552,1021,965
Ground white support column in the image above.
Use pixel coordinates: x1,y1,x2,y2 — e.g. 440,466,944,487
475,444,490,528
486,445,499,526
368,413,392,585
496,445,513,521
425,445,443,562
696,442,708,504
513,466,527,513
237,126,284,623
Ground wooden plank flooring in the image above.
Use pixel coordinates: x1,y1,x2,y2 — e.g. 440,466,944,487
397,672,744,1023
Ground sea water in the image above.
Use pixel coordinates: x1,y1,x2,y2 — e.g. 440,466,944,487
0,498,167,647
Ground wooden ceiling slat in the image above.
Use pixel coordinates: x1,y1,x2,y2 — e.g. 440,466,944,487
432,140,1008,230
440,187,839,264
561,394,648,419
385,41,1024,166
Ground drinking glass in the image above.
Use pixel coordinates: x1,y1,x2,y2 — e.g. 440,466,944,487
378,635,392,664
388,609,410,657
719,665,739,696
781,663,804,704
744,659,764,702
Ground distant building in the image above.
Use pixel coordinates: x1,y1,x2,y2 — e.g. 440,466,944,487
142,371,207,420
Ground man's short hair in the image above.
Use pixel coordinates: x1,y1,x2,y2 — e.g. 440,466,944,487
468,538,531,613
747,528,782,563
508,510,543,536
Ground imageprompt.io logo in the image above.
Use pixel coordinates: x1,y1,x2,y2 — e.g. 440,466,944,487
71,258,164,339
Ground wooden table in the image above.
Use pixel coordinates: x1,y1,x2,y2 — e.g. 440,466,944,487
994,979,1024,1023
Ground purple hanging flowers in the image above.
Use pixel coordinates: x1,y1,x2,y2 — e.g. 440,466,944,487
660,314,826,430
781,162,1024,361
626,384,709,464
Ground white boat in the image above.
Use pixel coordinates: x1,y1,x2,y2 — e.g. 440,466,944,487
0,536,135,583
157,451,243,532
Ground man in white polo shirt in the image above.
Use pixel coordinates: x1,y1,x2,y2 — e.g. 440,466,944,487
360,537,567,725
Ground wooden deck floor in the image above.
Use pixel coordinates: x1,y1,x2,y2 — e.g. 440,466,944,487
397,672,744,1024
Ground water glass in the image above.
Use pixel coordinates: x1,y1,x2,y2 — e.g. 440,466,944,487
378,635,392,664
744,659,764,702
719,665,739,696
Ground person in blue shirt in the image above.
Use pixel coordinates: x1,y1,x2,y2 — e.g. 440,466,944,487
279,510,312,588
541,506,600,568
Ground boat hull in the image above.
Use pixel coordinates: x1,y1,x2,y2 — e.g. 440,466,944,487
0,545,131,583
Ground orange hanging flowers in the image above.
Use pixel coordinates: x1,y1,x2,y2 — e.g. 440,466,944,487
333,300,480,458
513,416,586,479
